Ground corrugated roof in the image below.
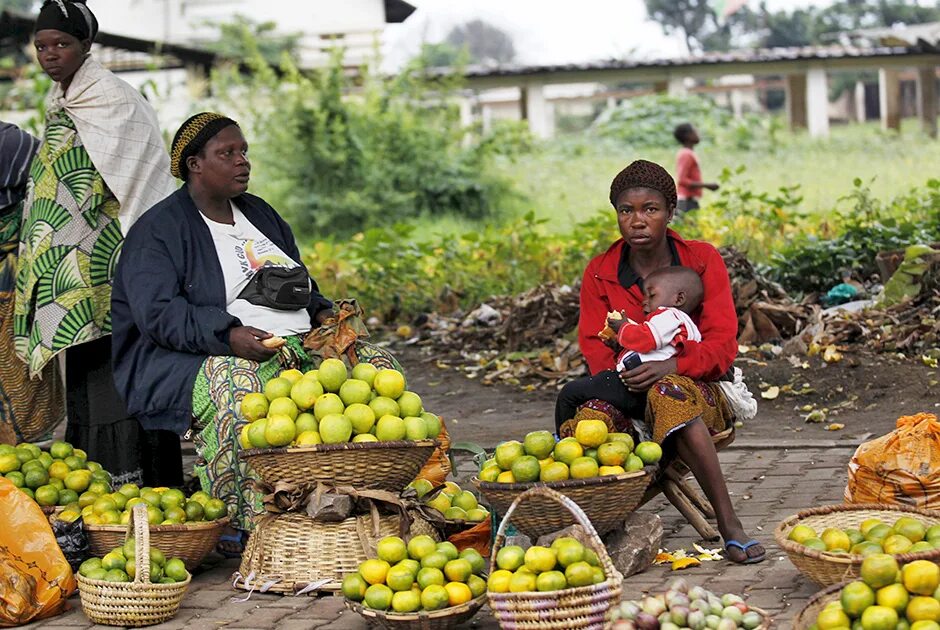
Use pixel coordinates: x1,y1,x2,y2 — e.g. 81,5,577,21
451,44,936,79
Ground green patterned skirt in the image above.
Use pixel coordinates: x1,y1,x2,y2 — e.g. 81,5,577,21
191,337,401,531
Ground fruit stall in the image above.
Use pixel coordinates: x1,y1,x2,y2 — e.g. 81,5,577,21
3,348,940,630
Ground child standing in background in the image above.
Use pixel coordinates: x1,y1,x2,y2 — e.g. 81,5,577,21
674,123,719,213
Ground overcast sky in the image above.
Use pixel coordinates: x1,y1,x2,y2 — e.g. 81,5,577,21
382,0,832,69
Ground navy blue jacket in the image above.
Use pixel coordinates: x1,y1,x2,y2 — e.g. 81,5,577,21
111,186,332,435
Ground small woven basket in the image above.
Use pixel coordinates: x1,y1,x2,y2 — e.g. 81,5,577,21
82,517,229,571
237,510,439,594
488,487,624,630
473,469,650,539
774,503,940,586
791,582,844,630
240,440,438,490
344,594,486,630
76,503,190,627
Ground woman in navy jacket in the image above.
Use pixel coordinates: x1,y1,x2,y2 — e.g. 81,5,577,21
112,113,336,554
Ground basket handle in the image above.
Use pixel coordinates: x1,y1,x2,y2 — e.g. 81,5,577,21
127,502,151,584
489,486,620,584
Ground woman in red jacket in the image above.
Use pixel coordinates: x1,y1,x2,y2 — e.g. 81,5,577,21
560,159,764,564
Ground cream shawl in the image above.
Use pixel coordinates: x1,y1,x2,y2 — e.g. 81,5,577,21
45,57,176,232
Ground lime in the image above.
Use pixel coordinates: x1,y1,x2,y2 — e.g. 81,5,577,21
342,573,368,601
420,584,450,610
363,583,393,610
203,498,227,520
164,558,188,582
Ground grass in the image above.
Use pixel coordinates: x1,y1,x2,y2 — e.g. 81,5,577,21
482,119,940,234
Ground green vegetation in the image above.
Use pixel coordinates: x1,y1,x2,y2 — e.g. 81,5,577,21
209,48,523,237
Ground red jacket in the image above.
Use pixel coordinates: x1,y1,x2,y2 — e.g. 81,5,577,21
578,230,737,380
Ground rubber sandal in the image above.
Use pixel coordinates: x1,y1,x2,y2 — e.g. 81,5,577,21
724,539,766,564
217,532,247,559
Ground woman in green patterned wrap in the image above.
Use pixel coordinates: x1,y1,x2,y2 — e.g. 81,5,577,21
15,1,176,483
111,113,401,556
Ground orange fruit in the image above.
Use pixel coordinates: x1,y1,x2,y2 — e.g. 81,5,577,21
902,560,940,595
860,554,899,590
574,420,608,447
444,581,473,605
840,581,875,617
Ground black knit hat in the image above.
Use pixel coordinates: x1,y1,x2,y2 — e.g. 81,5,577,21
35,0,98,41
609,159,677,209
170,112,238,180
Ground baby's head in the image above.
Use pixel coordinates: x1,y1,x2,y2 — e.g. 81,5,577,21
642,267,703,316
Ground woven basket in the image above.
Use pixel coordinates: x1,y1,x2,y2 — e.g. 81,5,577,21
76,504,190,627
237,510,439,594
79,517,229,571
344,594,486,629
791,582,844,630
774,503,940,586
473,469,650,539
488,487,624,630
240,439,438,490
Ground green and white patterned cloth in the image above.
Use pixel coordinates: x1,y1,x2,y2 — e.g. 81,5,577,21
191,337,401,531
14,110,122,376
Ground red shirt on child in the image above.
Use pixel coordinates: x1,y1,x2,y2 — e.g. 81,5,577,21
675,147,702,200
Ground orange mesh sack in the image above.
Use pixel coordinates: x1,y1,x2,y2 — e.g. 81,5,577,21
0,477,76,626
415,417,452,486
845,413,940,509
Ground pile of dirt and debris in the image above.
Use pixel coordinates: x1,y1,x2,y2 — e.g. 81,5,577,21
394,247,938,390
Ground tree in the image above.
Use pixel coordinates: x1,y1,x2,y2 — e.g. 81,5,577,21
203,15,300,66
415,42,463,68
644,0,719,53
445,19,515,65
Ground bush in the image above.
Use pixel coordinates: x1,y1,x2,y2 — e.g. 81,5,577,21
305,211,614,319
210,48,526,236
765,179,940,293
590,94,778,151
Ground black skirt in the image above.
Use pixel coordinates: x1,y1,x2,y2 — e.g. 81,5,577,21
65,336,182,487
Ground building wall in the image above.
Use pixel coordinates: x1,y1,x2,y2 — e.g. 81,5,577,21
91,0,387,67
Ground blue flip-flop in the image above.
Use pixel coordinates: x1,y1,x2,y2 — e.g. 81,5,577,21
724,539,765,564
217,532,247,559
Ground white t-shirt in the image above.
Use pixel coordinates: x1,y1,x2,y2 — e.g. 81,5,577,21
201,203,311,336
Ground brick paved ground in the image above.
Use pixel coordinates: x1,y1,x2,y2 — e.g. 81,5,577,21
21,438,855,630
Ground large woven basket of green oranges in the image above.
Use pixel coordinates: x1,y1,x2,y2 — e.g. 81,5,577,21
774,503,940,587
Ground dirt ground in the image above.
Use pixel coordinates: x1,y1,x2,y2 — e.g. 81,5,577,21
386,341,938,448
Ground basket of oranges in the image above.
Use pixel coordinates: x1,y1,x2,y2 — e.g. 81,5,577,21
792,555,940,630
65,485,230,571
342,534,488,629
774,503,940,586
75,503,192,627
486,486,623,630
472,425,657,540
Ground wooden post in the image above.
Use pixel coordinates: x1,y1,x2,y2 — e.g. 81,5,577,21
785,73,808,130
806,66,829,138
916,66,938,139
879,68,902,132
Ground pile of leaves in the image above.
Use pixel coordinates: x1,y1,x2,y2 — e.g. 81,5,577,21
399,248,939,391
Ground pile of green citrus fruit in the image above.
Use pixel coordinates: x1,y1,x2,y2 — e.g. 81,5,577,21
62,485,229,526
407,479,490,523
814,555,940,630
487,537,606,593
479,421,663,484
238,360,444,449
0,440,111,508
611,577,763,630
77,539,189,584
789,517,940,556
343,535,486,612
